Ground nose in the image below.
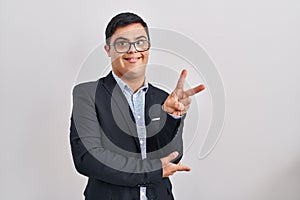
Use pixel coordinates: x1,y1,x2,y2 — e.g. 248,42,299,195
127,43,137,54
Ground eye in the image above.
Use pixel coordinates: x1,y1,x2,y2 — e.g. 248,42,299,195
116,41,128,47
136,40,146,45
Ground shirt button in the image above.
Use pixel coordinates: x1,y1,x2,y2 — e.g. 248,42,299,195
140,140,143,145
137,115,141,119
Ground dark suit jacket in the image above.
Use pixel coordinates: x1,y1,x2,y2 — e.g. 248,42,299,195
70,72,185,200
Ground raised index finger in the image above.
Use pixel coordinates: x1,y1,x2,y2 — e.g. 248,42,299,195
176,69,187,90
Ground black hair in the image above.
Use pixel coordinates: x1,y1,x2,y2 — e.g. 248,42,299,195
105,12,149,45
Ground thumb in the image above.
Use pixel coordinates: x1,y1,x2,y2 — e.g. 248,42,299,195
167,151,179,162
161,151,179,166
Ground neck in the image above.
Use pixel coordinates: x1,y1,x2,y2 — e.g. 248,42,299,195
112,70,145,93
122,76,145,93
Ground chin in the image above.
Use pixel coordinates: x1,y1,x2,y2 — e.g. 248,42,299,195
122,65,146,79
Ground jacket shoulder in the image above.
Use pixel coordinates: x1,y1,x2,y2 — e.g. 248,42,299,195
148,83,170,97
72,80,99,98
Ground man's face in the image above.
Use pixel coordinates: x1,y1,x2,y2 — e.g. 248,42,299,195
105,23,150,80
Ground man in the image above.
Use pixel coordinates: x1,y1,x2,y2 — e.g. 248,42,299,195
70,12,205,200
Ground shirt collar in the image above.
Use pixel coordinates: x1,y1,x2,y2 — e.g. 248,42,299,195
111,71,149,94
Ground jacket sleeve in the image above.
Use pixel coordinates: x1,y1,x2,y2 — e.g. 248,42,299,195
159,111,185,164
147,105,185,164
145,88,185,163
70,83,163,187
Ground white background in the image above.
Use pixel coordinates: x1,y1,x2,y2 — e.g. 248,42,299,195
1,0,300,199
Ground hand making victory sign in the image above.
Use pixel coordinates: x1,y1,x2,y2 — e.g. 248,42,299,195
160,69,205,178
163,69,205,117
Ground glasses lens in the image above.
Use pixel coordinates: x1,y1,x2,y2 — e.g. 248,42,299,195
113,40,150,53
114,41,130,53
135,40,150,52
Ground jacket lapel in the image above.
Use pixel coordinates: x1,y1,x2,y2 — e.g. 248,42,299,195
100,72,141,150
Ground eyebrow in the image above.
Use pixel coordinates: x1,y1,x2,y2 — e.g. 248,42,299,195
114,35,148,42
135,36,147,40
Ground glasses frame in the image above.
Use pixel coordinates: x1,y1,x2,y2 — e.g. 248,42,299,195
109,39,151,53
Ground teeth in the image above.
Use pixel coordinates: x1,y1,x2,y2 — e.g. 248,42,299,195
126,58,139,62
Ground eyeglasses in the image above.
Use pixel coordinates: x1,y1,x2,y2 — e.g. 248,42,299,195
110,40,151,53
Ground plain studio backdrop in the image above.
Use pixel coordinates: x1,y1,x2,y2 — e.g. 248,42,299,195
1,0,300,199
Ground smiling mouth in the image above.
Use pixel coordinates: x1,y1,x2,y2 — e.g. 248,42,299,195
124,57,141,63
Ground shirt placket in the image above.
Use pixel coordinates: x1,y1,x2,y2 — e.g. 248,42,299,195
131,90,147,200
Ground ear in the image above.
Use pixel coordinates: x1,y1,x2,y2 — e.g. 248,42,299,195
104,45,111,57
